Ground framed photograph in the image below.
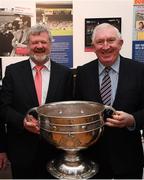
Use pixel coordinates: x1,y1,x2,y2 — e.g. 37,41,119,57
85,17,121,52
36,2,73,68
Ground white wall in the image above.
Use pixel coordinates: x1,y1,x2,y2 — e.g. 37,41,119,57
1,0,134,74
73,0,133,68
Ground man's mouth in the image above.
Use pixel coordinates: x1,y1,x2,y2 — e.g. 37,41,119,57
34,48,45,53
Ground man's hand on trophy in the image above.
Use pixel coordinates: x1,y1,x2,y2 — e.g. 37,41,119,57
24,114,40,134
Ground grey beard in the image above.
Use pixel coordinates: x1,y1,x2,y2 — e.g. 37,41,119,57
30,54,50,62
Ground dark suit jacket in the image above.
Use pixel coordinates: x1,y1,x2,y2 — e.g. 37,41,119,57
0,122,7,153
75,56,144,174
0,88,7,153
0,59,73,176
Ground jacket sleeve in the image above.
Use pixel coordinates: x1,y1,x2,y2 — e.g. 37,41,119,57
0,66,25,131
0,87,7,153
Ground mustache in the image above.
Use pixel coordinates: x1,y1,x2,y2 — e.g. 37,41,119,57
34,47,46,53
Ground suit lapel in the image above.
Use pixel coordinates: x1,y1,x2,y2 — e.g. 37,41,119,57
20,60,39,106
87,60,102,103
45,61,59,103
113,57,127,107
95,61,103,103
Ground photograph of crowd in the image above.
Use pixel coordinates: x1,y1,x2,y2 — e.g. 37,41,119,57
36,4,72,36
36,3,73,68
0,8,31,57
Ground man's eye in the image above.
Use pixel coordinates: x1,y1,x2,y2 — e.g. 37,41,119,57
32,42,38,45
41,41,47,44
95,39,116,45
96,41,104,45
31,41,47,45
108,39,115,43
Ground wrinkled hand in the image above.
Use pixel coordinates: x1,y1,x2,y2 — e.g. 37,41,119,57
105,111,135,128
23,115,40,134
0,152,8,170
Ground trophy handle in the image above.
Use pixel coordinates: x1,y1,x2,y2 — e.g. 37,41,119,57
103,105,116,121
27,107,39,120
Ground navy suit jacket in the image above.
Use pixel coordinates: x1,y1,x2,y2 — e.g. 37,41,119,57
75,56,144,174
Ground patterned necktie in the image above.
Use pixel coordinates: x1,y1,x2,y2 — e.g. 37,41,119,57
100,67,111,105
34,65,44,105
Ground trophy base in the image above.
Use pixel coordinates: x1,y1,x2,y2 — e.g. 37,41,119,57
47,159,98,179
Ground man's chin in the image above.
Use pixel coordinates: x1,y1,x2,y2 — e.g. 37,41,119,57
31,54,48,62
100,57,114,66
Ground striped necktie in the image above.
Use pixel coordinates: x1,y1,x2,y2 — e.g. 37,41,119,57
100,67,111,105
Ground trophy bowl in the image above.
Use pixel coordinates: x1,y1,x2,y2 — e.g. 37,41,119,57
33,101,109,179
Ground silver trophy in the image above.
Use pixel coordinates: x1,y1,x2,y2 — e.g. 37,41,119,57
28,101,115,179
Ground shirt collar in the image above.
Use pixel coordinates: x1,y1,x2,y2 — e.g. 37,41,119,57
99,56,120,75
30,58,51,71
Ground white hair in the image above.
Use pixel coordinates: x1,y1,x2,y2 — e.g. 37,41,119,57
26,24,52,43
91,23,122,44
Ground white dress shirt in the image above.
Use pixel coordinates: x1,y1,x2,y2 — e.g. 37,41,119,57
30,59,51,105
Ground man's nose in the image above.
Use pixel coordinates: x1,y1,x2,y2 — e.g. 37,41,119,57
37,42,43,47
103,41,110,49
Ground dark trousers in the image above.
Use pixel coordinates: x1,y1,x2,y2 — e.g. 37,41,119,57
11,161,56,179
92,166,143,179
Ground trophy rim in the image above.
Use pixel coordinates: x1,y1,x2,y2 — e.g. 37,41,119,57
37,100,105,118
